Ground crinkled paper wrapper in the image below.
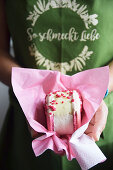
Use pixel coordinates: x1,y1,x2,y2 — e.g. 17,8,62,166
12,66,109,170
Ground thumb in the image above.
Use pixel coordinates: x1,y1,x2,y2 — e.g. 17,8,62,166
89,100,108,141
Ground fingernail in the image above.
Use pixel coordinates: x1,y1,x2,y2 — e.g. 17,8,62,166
96,133,100,141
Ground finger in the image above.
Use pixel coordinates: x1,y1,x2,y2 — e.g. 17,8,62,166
89,101,108,141
85,122,94,134
85,114,95,135
87,128,102,141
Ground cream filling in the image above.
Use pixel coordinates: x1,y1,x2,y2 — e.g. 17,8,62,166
54,114,74,135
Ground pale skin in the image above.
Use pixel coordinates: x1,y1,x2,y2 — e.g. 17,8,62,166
0,0,113,141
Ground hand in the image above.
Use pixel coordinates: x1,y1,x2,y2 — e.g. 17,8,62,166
85,100,108,141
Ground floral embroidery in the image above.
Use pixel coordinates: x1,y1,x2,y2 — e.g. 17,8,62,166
29,43,93,74
26,0,99,74
27,0,98,29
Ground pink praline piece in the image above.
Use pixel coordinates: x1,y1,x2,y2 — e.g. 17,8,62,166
71,99,74,102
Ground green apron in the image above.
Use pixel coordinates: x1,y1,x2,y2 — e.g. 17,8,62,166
0,0,113,169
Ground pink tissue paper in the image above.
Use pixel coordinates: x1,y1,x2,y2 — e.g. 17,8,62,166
12,66,109,170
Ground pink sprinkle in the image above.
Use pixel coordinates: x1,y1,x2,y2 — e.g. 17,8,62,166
63,95,66,97
52,107,56,111
56,94,61,98
53,91,57,94
69,91,73,96
61,93,64,96
49,112,52,115
52,100,56,102
67,96,71,99
71,99,74,102
49,105,56,111
61,101,64,103
49,94,51,96
56,102,58,104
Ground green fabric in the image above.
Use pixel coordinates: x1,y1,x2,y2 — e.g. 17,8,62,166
0,0,113,169
5,0,113,72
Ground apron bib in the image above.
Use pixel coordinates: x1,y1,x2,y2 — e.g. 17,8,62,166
1,0,113,169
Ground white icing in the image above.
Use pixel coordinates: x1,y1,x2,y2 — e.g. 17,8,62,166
72,90,81,114
46,90,82,134
46,93,53,116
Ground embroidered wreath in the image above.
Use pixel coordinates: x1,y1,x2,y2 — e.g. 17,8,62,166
29,43,93,74
26,0,99,73
27,0,98,29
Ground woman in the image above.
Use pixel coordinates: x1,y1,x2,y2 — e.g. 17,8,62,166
0,0,113,169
